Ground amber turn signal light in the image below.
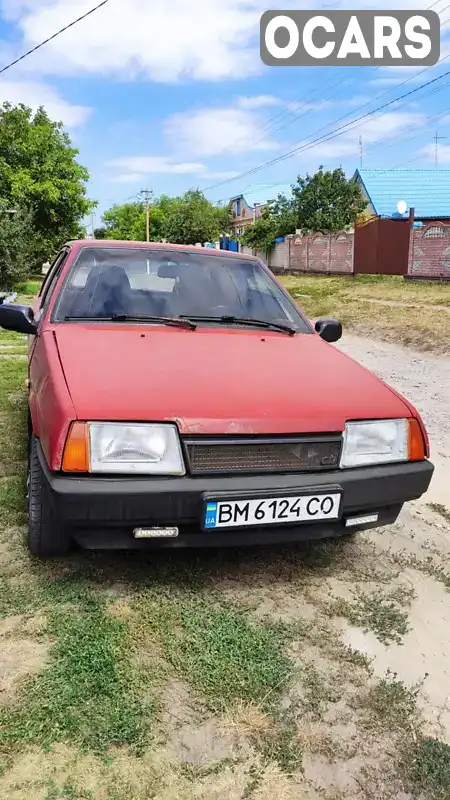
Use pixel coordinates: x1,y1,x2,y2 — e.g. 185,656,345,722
408,418,425,461
62,422,89,472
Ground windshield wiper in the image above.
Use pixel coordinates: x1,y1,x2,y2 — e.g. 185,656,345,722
180,315,296,335
64,314,196,330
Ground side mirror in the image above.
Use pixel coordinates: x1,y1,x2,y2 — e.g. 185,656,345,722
315,317,342,343
0,303,38,335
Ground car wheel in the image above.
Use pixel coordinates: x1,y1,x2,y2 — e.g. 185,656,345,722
27,434,71,557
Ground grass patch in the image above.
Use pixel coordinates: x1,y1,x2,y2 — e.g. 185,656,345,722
281,273,450,352
0,577,39,618
45,783,93,800
406,737,450,799
133,593,305,774
260,707,303,775
356,671,421,734
393,551,450,592
0,594,151,755
136,595,292,712
0,347,28,355
427,503,450,525
15,279,42,297
328,587,413,645
0,475,27,527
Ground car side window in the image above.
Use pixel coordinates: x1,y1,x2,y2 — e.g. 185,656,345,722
38,252,68,318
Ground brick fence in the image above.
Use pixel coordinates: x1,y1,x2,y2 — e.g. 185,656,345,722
288,232,354,274
242,233,353,274
407,221,450,280
242,223,450,280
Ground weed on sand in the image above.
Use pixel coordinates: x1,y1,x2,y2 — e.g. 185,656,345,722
282,273,450,353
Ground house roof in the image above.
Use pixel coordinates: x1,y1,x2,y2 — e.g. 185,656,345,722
229,184,292,209
355,169,450,219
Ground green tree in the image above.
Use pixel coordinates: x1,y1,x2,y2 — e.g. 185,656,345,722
100,197,173,241
272,167,366,235
0,204,35,289
240,210,279,253
161,189,231,244
0,103,95,267
101,202,146,240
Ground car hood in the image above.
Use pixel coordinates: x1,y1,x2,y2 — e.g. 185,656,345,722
53,325,412,435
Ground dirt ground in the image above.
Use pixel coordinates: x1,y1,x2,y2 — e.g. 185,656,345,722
1,330,449,799
335,334,450,741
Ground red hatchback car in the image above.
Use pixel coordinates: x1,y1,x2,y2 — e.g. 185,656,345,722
0,241,434,556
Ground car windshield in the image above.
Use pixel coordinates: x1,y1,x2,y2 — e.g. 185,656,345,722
51,247,310,332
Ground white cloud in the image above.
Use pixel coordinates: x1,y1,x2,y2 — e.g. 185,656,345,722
109,156,206,176
236,95,281,110
165,106,278,158
201,170,241,179
0,78,91,127
420,143,450,164
305,110,424,159
106,97,279,183
3,0,447,86
3,0,267,82
108,172,146,184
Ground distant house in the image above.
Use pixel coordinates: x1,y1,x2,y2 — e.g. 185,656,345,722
354,169,450,221
229,184,292,238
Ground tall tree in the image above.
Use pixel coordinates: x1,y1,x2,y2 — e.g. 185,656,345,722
272,167,366,235
240,209,279,254
101,202,147,240
0,102,95,267
161,189,231,245
100,197,173,241
0,203,35,289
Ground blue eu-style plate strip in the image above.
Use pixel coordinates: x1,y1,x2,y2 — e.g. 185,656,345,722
204,502,218,528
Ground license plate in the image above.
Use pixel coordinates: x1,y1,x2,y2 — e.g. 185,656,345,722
203,492,342,529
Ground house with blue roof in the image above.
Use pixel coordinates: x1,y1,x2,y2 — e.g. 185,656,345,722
354,169,450,221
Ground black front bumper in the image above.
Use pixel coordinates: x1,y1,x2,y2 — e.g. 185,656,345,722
37,442,434,549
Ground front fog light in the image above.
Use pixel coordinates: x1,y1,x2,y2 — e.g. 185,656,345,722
88,423,185,475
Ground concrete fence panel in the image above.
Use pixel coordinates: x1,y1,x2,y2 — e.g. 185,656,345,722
408,222,450,280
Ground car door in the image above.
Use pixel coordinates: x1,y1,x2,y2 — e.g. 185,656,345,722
28,249,70,363
28,249,70,436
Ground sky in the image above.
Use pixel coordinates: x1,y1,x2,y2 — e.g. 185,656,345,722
0,0,450,231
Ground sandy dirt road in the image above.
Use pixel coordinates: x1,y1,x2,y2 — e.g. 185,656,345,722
334,334,450,747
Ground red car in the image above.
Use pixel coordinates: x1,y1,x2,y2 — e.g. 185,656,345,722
0,241,434,556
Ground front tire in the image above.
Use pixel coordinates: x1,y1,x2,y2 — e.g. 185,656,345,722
27,434,71,557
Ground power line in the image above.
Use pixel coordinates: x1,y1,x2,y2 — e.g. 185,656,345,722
212,102,450,204
206,60,450,193
320,103,450,168
205,0,450,161
0,0,109,76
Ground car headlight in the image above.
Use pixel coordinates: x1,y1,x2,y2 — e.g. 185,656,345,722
62,422,185,475
340,419,409,469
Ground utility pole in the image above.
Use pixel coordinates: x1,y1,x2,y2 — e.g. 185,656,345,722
141,188,152,242
434,130,446,167
359,135,363,168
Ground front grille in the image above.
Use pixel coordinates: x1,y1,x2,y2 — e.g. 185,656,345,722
184,436,341,475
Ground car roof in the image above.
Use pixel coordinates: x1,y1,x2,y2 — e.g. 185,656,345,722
65,240,258,261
